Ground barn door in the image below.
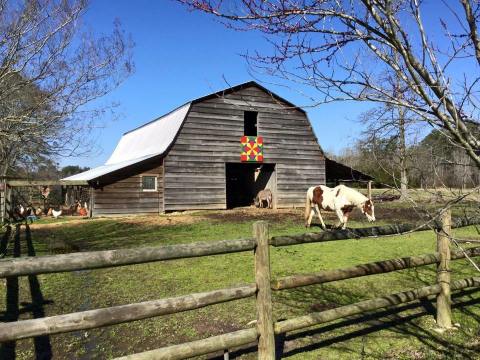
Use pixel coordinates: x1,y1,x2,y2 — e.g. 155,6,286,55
225,163,276,209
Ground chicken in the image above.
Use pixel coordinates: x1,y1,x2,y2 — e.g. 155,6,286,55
52,209,62,219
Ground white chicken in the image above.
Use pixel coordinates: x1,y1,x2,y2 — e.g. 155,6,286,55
52,209,62,219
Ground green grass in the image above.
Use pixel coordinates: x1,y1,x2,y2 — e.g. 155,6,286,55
1,204,480,359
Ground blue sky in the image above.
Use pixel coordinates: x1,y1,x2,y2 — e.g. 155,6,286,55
65,0,380,168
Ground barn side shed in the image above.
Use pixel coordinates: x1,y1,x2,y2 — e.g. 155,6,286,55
64,81,327,215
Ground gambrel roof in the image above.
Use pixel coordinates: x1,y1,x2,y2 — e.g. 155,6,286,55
63,81,305,181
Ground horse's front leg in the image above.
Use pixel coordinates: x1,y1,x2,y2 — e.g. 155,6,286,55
342,210,352,230
314,205,327,229
335,209,345,229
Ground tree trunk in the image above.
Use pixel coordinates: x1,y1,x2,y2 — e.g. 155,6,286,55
399,107,408,200
394,49,408,200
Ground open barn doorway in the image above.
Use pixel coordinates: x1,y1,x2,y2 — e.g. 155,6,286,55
225,163,276,209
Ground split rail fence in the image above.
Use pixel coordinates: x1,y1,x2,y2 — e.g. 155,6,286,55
0,210,479,359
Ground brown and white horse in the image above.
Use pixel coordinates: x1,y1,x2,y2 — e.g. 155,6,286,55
305,185,375,229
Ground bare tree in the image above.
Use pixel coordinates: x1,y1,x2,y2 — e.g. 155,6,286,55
179,0,480,170
0,0,133,176
359,88,420,199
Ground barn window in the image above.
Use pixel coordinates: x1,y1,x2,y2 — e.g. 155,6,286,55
244,111,258,136
142,176,157,191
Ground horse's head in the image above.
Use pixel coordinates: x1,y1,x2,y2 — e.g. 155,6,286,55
362,199,375,222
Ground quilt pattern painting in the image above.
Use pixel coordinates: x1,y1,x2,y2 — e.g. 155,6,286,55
240,136,264,162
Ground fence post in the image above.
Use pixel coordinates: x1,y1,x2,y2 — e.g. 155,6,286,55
367,180,372,199
253,221,275,360
436,209,452,328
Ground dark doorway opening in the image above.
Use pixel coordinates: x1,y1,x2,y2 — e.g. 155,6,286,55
225,163,276,209
244,111,258,136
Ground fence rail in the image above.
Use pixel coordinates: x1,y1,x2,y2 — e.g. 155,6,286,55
274,277,480,334
0,212,479,359
273,247,480,290
0,284,256,342
0,238,256,277
270,216,480,247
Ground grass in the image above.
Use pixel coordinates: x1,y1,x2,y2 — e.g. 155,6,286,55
0,201,479,359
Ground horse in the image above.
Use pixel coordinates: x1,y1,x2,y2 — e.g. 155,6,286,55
305,184,375,229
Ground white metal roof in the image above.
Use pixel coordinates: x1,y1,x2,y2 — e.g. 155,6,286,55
63,103,191,181
62,154,160,181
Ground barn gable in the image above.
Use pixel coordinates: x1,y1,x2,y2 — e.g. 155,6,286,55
164,83,325,210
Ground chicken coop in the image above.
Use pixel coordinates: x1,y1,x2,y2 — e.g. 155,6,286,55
0,179,91,223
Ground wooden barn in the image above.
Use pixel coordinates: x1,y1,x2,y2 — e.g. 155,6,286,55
63,81,327,216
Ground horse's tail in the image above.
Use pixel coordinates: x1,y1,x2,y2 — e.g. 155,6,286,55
304,188,312,225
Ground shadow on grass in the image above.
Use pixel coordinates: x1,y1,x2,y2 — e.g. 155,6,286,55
25,224,53,360
0,225,12,258
279,288,480,359
210,287,479,360
0,225,21,359
0,224,53,360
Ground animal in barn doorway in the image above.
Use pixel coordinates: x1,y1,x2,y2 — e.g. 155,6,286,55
305,185,375,230
255,189,273,209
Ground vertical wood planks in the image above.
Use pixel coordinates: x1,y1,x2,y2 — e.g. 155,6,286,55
253,221,275,359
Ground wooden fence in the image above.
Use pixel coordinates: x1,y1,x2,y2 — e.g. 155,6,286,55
0,210,479,359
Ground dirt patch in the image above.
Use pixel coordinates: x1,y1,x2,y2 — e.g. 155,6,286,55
29,204,433,234
119,213,203,227
202,207,304,223
30,217,96,229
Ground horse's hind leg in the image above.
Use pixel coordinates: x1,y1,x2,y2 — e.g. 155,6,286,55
314,205,327,229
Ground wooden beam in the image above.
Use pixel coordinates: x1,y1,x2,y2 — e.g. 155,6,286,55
436,209,452,328
0,284,256,342
270,217,480,247
0,238,256,277
7,180,89,187
114,328,258,360
253,221,275,360
89,186,94,218
274,277,480,334
272,247,480,290
0,178,6,224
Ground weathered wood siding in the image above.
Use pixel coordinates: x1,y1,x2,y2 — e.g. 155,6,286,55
93,162,164,216
164,85,325,211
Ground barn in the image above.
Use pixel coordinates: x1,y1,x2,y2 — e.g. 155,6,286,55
63,81,327,216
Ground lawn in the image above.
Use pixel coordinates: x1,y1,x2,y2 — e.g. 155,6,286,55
1,198,480,359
